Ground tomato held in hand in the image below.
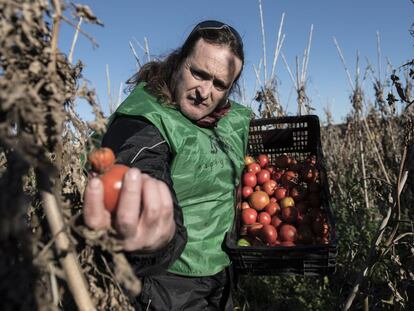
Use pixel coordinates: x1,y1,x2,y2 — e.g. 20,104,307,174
88,147,115,173
100,164,129,213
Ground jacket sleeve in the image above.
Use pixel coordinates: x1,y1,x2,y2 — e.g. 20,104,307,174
101,115,187,276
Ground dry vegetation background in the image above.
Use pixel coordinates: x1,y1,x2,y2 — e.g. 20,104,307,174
0,1,413,310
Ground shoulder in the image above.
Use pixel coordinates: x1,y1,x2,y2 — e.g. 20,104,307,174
102,116,168,155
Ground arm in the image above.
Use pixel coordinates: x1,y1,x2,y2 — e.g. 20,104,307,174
84,115,187,276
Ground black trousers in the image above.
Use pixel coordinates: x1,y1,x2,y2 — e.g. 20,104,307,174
135,269,233,311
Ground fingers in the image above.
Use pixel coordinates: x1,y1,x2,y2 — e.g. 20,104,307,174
115,168,142,237
84,168,176,253
83,177,111,229
123,176,176,252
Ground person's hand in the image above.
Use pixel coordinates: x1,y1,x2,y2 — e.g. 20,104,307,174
83,168,176,252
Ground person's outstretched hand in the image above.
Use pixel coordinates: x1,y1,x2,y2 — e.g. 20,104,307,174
83,167,176,252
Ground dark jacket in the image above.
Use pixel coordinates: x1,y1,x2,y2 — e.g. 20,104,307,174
101,115,187,277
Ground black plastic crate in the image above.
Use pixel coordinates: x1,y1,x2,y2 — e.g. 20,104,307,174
225,115,337,275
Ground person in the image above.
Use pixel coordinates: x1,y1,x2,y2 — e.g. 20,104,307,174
83,20,251,310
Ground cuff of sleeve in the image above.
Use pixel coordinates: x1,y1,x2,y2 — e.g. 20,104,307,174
123,226,183,276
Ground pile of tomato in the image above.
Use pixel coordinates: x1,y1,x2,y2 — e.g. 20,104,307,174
237,153,330,247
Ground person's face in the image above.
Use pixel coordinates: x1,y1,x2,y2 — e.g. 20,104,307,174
174,39,243,121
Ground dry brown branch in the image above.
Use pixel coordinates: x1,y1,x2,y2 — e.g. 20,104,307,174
61,15,99,48
49,0,62,73
41,190,95,310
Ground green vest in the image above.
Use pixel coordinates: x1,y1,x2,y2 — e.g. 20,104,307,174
114,83,251,276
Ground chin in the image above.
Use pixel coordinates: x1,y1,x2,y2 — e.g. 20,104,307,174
180,103,209,121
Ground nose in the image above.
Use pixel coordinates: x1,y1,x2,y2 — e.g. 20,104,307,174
196,80,212,101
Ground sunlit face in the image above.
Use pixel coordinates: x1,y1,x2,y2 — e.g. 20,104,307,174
174,39,243,121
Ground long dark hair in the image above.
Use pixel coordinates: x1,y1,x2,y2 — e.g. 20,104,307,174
126,20,244,105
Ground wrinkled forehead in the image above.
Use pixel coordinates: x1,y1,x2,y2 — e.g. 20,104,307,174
188,39,242,78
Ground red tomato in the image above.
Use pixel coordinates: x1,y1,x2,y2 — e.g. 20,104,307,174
274,154,291,168
265,165,276,174
257,211,271,225
274,187,287,200
289,185,306,202
241,208,258,225
88,147,115,174
248,191,270,211
279,224,297,242
271,239,281,246
247,222,263,237
260,224,278,244
271,170,283,182
241,201,251,210
281,206,298,223
257,154,269,168
280,241,296,247
301,165,318,183
246,162,261,174
312,218,330,237
270,215,282,228
262,179,277,195
100,164,129,213
256,169,271,185
281,170,297,187
242,186,253,199
306,155,317,166
264,201,280,216
244,155,255,166
242,172,257,187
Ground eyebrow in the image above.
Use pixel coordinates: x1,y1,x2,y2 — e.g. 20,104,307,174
190,66,230,89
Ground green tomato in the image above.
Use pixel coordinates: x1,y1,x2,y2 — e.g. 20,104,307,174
237,238,251,247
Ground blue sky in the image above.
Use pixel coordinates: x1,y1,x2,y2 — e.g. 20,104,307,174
58,0,414,123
